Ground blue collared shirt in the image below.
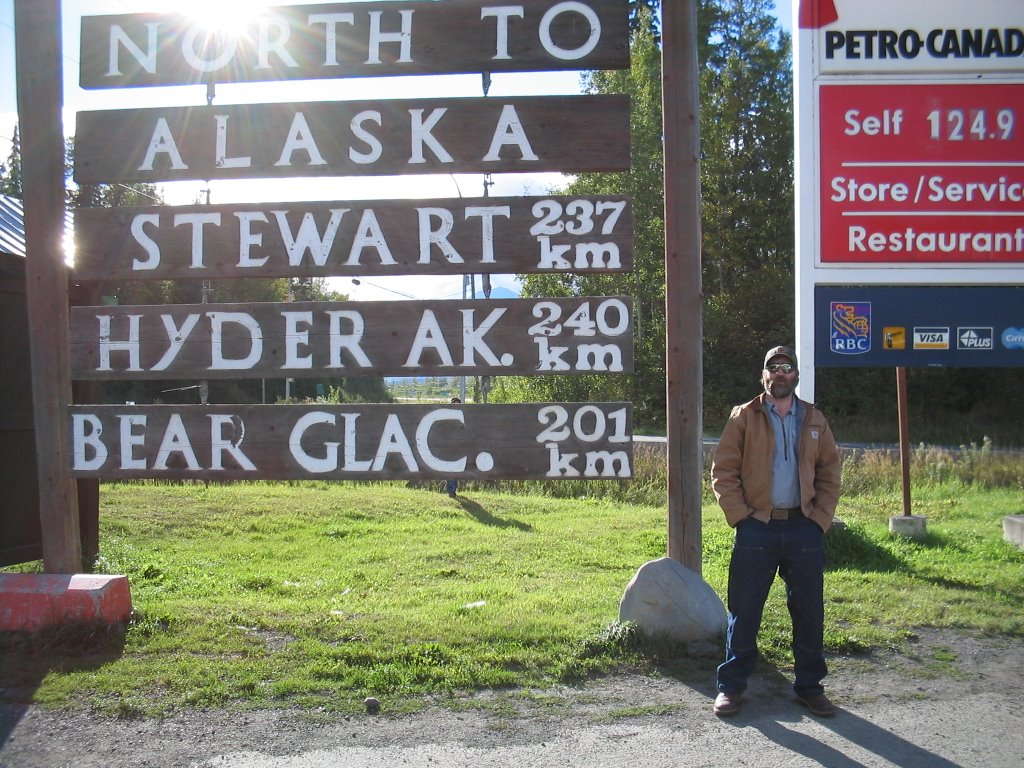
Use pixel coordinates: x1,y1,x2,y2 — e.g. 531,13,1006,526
766,398,802,508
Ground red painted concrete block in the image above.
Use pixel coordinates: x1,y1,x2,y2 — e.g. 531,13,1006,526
0,574,132,632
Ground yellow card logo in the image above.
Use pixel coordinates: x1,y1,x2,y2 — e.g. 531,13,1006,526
883,327,906,350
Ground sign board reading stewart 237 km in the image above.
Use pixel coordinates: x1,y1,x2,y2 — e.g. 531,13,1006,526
79,0,629,87
72,195,633,280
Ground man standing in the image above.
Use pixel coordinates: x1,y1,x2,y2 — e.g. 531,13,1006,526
710,346,841,717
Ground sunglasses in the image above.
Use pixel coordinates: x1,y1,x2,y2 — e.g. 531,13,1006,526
765,362,795,374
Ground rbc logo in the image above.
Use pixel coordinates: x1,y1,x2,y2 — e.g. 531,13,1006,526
830,302,871,355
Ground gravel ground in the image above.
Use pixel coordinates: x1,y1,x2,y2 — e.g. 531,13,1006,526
2,628,1023,768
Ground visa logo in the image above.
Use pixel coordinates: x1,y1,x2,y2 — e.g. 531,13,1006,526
913,327,950,349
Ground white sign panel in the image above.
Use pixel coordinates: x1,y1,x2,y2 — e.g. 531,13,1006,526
794,0,1024,396
812,0,1024,75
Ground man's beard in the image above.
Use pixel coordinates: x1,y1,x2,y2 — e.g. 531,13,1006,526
764,376,797,399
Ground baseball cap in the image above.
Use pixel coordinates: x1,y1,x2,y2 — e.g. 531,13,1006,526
764,345,798,369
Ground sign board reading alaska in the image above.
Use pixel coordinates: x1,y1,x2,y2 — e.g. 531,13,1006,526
73,95,630,184
79,0,629,87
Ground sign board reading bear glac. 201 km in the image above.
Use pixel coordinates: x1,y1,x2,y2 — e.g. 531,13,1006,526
79,0,630,88
68,403,633,482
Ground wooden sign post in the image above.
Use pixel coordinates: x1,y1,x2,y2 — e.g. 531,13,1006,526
662,0,703,573
14,0,82,573
63,0,635,511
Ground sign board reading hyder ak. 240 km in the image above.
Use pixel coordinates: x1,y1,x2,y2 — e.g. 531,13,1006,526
69,296,633,380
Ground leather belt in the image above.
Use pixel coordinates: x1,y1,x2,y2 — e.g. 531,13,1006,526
770,507,802,520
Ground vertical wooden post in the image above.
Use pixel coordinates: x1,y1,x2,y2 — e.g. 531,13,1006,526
662,0,704,573
896,366,912,517
14,0,82,573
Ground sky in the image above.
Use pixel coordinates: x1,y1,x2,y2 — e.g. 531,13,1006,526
0,0,793,301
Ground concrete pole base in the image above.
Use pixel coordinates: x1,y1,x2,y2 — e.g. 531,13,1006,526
1003,516,1024,551
0,574,132,632
889,515,928,540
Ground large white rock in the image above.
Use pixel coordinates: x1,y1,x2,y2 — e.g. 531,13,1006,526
619,557,727,644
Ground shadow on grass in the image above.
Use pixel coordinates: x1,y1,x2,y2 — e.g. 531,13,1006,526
825,523,905,572
826,526,1024,608
455,496,533,531
0,621,126,746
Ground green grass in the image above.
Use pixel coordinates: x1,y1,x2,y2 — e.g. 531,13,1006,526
2,459,1023,716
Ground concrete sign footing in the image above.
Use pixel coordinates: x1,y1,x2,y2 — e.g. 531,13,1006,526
0,574,132,632
1004,516,1024,551
889,515,928,540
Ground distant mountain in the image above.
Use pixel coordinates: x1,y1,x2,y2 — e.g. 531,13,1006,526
476,286,518,299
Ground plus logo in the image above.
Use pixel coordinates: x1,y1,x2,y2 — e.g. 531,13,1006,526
957,328,994,350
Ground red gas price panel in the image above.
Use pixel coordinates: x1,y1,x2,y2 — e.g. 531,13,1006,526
819,83,1024,264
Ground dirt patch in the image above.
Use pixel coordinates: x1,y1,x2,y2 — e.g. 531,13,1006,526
2,628,1022,768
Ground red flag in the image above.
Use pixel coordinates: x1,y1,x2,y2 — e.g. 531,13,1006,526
798,0,839,29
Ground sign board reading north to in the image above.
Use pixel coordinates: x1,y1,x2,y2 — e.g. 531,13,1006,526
69,403,633,481
73,195,633,280
69,297,633,380
73,95,631,184
79,0,629,88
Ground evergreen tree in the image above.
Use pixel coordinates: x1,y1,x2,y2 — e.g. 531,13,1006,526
498,0,788,431
496,3,669,422
0,125,23,197
700,0,795,426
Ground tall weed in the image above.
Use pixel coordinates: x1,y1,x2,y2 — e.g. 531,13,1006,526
476,439,1023,504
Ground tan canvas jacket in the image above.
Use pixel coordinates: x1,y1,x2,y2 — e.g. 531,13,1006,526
711,393,841,532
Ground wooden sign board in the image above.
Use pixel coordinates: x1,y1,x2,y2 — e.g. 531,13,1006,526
79,0,629,89
68,402,633,481
73,95,631,184
69,296,634,380
72,195,634,280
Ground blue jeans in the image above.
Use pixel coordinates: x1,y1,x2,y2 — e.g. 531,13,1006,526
717,515,827,696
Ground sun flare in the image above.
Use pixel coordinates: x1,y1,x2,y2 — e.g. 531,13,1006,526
177,0,269,33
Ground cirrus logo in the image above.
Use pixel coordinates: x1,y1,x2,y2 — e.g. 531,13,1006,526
1002,328,1024,350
